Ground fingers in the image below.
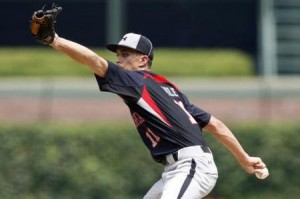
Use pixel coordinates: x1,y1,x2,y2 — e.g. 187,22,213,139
242,156,267,174
253,158,266,169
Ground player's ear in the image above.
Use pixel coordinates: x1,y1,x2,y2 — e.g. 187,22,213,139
138,55,149,69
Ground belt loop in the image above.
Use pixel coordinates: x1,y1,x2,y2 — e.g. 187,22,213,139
201,145,211,153
172,151,178,161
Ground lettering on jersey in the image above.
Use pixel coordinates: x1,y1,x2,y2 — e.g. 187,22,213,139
132,112,145,127
161,86,179,97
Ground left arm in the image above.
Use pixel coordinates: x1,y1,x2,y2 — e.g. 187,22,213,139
203,116,266,174
179,92,267,175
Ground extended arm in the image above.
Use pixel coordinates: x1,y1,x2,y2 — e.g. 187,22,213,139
203,116,266,174
30,5,108,78
50,35,108,77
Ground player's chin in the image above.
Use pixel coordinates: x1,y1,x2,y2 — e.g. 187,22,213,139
118,64,132,71
117,63,125,69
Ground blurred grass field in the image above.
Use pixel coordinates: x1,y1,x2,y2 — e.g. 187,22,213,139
0,47,254,77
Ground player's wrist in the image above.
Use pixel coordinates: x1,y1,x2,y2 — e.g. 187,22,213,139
50,33,59,46
236,153,251,166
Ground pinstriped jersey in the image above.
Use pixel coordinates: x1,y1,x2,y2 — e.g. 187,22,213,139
95,62,211,160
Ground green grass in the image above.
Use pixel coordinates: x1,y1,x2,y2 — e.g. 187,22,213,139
0,47,99,76
0,47,254,77
153,48,254,76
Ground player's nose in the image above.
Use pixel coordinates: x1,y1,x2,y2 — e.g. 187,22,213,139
116,58,121,64
116,56,123,64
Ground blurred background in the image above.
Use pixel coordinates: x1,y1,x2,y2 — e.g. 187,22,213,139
0,0,299,198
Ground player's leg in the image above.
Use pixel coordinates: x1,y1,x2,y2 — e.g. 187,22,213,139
181,156,218,198
159,173,189,199
143,179,163,199
179,167,218,199
160,156,218,199
162,173,217,199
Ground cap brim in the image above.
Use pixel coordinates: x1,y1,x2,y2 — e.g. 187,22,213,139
105,44,119,52
106,44,139,53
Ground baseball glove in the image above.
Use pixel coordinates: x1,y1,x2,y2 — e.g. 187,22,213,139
30,3,62,45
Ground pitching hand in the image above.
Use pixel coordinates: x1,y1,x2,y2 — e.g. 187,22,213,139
240,156,267,174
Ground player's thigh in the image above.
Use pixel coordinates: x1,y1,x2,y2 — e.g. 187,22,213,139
160,174,191,199
160,157,218,199
143,179,163,199
180,174,217,199
160,174,214,199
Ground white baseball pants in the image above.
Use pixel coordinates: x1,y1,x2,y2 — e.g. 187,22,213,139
143,146,218,199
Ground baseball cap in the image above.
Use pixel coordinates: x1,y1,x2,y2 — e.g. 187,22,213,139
106,33,154,60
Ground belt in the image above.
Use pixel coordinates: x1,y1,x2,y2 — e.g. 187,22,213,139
165,145,211,165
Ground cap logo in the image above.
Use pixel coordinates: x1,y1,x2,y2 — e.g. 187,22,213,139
106,33,153,60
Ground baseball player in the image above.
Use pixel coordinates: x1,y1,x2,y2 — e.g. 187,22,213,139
30,5,269,199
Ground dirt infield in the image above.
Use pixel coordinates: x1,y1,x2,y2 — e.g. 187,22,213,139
0,96,299,123
0,78,299,123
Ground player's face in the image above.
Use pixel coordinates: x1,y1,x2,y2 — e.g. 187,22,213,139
116,48,148,71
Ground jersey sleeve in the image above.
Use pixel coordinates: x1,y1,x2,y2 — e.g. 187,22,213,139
179,92,211,128
94,61,143,102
